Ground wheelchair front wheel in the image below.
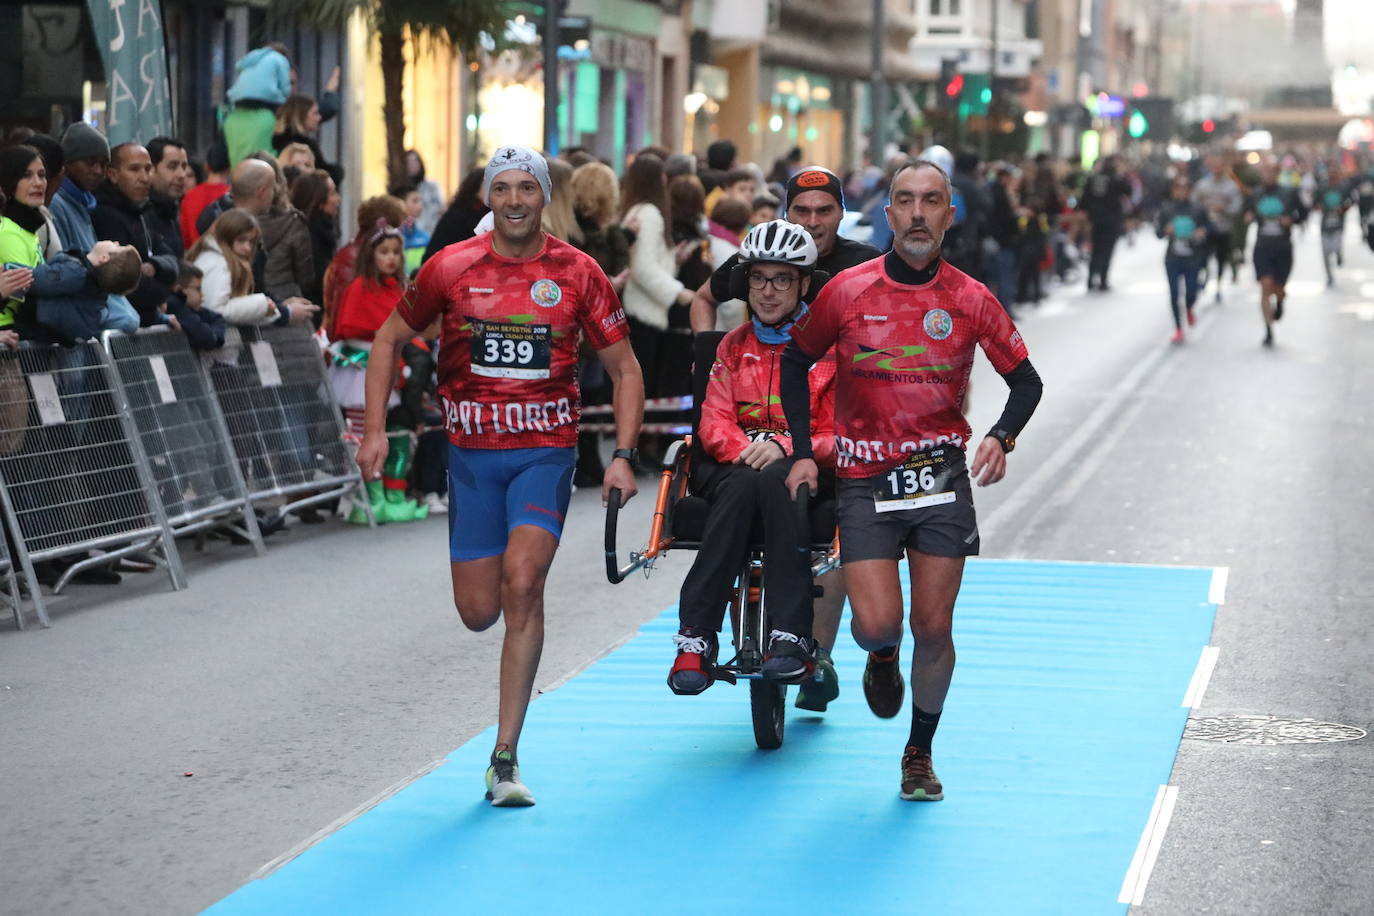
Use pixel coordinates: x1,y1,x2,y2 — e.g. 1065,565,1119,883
750,679,786,749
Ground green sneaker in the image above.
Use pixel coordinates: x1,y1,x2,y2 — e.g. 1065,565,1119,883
484,748,535,807
796,648,840,711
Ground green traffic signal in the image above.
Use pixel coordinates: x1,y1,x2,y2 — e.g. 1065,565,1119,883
1128,109,1148,138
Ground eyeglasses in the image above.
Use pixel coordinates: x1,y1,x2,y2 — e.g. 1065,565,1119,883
747,273,796,291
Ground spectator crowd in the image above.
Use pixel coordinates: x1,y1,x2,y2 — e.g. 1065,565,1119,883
5,39,1368,568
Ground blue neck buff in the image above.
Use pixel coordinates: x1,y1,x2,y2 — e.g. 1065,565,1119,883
751,303,808,345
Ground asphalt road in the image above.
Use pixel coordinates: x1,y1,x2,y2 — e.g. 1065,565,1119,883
2,224,1370,915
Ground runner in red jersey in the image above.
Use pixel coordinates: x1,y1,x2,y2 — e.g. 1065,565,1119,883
787,232,1027,475
407,221,626,451
358,146,644,807
781,161,1043,802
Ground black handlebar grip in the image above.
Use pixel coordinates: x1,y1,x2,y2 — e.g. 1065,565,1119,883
604,487,623,583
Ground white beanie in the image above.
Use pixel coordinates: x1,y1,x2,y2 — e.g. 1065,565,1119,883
481,145,551,206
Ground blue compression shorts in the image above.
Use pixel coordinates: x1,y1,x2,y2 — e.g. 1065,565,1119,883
447,445,576,561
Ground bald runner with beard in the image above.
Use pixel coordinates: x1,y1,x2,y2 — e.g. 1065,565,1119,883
779,161,1042,801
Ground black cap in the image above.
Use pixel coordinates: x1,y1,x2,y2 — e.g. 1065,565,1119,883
784,166,844,212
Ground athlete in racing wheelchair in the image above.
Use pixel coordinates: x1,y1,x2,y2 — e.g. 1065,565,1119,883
666,220,838,695
605,220,842,747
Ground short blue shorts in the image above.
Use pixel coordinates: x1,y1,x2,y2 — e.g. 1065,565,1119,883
447,445,576,561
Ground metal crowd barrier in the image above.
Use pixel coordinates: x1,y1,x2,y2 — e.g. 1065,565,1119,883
206,325,372,525
1,532,21,629
103,328,265,553
0,341,186,628
580,395,693,436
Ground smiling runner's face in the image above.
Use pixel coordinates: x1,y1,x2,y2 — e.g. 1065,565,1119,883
488,170,545,254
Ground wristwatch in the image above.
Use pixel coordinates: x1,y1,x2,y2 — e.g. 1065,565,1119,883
611,447,640,469
987,429,1016,453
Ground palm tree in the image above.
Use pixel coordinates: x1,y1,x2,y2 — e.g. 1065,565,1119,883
270,0,509,188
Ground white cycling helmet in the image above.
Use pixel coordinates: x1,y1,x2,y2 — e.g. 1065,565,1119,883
729,219,827,303
738,219,818,269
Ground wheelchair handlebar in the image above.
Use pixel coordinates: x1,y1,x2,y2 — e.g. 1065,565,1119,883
605,487,649,584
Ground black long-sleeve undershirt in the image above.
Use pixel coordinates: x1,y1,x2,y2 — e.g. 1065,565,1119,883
780,342,821,459
781,343,1042,460
991,359,1042,440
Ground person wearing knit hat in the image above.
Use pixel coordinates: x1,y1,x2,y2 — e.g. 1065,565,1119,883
481,145,552,206
784,166,845,214
53,122,111,243
356,137,643,808
61,122,110,166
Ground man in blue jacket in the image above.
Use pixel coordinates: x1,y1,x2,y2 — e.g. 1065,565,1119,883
48,123,140,333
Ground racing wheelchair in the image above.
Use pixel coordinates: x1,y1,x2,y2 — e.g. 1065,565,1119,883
605,332,842,749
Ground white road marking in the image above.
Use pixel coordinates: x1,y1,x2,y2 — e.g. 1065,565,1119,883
973,557,1218,571
1181,646,1221,709
1208,566,1230,605
1281,280,1327,298
1338,302,1374,321
1119,784,1181,906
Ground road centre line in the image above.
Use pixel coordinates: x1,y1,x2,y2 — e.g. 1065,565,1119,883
1118,784,1181,906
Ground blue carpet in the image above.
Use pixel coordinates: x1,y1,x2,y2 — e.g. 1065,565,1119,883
205,559,1217,915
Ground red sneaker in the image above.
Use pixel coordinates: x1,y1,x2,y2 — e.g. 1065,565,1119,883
1186,308,1196,327
668,628,717,695
1170,329,1185,344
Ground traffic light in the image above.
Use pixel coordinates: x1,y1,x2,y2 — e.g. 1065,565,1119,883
1128,110,1148,138
1126,98,1176,141
939,59,961,104
1202,119,1215,134
962,74,991,116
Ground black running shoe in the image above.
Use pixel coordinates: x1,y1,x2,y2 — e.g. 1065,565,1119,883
761,630,817,681
796,647,841,711
863,648,905,719
900,745,944,801
1274,297,1284,321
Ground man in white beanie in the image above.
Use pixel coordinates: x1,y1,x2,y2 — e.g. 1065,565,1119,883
357,145,644,807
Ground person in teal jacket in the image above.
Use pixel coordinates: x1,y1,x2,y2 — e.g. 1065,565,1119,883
224,44,293,166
